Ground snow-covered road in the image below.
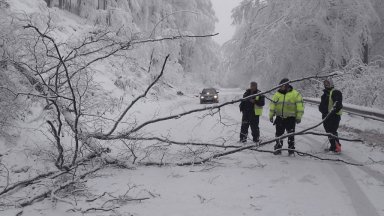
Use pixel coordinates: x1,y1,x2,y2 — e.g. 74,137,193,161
82,88,384,216
6,88,384,216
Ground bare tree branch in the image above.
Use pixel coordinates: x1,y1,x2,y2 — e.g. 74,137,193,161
24,24,81,166
133,33,219,46
92,73,340,140
18,165,102,207
173,106,363,167
302,132,363,142
251,149,363,166
103,54,170,137
0,171,56,196
126,136,241,149
149,10,200,38
0,149,109,197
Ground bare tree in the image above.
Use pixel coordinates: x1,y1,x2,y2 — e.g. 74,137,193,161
2,16,218,172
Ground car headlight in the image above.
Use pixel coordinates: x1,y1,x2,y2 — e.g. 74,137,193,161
214,95,218,99
201,96,204,99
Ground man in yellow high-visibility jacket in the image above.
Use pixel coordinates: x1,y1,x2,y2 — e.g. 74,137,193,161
269,78,304,155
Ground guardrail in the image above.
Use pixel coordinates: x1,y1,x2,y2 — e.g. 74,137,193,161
304,98,384,123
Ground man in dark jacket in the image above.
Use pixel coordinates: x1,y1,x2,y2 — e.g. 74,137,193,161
239,82,265,143
319,78,343,153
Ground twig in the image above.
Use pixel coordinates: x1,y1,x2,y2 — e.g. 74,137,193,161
86,192,108,202
0,162,10,192
0,171,56,196
67,207,119,213
132,33,219,46
101,197,150,208
125,136,241,149
18,166,102,207
51,187,76,206
302,132,363,142
149,10,199,38
81,207,119,213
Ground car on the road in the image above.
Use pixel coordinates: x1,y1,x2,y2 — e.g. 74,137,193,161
200,88,219,104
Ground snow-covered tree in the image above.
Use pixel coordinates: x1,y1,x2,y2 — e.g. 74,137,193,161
0,2,32,137
222,0,378,88
369,0,384,59
43,0,220,86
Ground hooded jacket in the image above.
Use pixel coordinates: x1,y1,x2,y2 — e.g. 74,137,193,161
269,86,304,120
240,89,265,115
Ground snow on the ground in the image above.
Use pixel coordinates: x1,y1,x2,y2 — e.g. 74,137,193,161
3,88,383,216
2,1,384,215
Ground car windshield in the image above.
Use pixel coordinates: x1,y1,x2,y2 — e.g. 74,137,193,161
202,89,216,94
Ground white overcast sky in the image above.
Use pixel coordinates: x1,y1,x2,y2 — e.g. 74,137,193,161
211,0,242,45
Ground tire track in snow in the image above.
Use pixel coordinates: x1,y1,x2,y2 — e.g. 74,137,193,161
301,103,384,184
331,164,380,216
340,154,384,185
302,135,384,184
302,135,381,216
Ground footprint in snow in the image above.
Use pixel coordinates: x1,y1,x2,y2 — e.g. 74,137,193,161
298,174,318,185
167,172,183,178
270,176,289,184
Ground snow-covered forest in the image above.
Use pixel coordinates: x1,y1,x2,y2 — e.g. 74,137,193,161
222,0,384,108
1,0,384,216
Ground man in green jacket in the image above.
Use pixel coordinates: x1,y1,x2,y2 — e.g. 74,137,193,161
269,78,304,155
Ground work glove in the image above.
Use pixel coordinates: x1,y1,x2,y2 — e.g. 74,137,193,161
296,119,301,124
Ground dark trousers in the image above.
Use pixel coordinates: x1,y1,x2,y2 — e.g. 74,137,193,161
240,114,260,142
323,114,341,151
275,117,296,149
